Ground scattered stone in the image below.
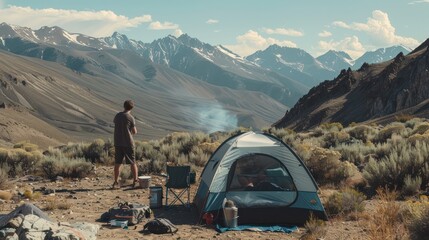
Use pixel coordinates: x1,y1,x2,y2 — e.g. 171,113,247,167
5,215,23,229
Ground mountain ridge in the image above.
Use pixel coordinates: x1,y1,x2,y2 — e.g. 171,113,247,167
273,39,429,130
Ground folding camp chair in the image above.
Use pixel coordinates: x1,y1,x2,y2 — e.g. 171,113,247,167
165,165,191,208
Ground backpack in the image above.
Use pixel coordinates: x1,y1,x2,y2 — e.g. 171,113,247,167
107,202,151,225
143,218,178,234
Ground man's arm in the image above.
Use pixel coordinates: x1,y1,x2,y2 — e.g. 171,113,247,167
131,127,137,135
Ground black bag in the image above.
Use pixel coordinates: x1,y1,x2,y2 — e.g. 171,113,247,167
107,202,151,225
143,218,178,234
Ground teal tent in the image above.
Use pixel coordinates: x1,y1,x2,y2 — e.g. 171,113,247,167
194,131,327,225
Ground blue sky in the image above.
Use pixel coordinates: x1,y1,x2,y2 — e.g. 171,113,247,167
0,0,428,59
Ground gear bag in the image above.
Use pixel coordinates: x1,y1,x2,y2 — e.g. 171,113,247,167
143,218,178,234
107,202,151,225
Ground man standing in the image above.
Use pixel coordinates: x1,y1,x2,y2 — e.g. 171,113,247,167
112,100,138,189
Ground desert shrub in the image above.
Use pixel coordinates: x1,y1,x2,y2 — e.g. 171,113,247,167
323,131,350,148
264,127,296,139
177,153,188,166
301,213,327,240
346,124,378,143
324,188,366,217
402,175,422,196
408,133,429,145
86,139,105,162
40,159,58,180
406,196,429,240
363,141,429,192
40,156,93,180
395,114,414,123
197,142,219,154
367,188,408,240
13,141,39,152
411,122,429,135
189,147,210,167
320,122,343,132
0,148,8,162
334,142,374,167
1,148,43,176
151,157,166,174
404,118,424,129
0,168,9,190
299,146,358,186
43,147,63,158
375,122,407,143
120,167,132,182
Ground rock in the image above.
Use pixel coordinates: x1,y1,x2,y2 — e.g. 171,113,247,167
6,215,23,228
56,176,64,182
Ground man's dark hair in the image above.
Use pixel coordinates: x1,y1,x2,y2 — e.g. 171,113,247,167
123,100,134,111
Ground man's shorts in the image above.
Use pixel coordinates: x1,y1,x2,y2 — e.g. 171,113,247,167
115,146,136,164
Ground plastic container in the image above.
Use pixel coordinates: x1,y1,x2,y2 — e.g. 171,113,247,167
110,219,128,228
223,206,238,228
149,186,163,208
138,176,151,189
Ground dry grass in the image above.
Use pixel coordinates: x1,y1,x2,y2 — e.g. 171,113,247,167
301,213,328,240
366,187,409,240
0,168,9,190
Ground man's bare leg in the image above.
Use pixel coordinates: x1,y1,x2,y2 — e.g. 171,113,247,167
131,163,138,187
113,164,121,188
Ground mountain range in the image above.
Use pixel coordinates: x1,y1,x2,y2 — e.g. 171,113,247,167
274,39,429,130
0,22,418,146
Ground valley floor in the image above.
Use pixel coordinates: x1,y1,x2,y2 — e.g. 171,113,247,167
1,166,370,240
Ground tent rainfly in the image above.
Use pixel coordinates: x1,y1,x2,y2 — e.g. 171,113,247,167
194,131,328,225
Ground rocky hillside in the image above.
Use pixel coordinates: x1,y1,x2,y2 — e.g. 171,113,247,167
274,39,429,130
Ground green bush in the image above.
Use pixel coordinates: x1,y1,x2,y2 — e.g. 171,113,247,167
363,141,429,192
324,188,366,216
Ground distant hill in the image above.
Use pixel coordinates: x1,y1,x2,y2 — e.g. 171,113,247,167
0,48,288,146
316,50,354,73
246,44,337,88
274,39,429,130
352,45,411,70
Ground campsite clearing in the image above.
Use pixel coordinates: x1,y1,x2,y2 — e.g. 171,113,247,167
0,166,372,239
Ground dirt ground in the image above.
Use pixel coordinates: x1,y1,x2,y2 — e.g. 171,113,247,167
1,166,369,240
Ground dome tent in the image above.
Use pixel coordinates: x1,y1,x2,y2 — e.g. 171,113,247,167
194,131,327,225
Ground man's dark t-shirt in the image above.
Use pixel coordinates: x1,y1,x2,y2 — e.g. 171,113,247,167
114,111,135,147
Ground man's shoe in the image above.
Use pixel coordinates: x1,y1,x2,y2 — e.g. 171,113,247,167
111,181,120,189
132,179,139,188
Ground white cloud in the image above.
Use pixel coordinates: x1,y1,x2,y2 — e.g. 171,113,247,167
318,36,366,59
149,21,179,30
333,10,419,49
318,30,332,38
263,27,303,37
224,30,297,57
173,28,183,37
0,6,151,37
409,0,429,4
206,19,219,24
